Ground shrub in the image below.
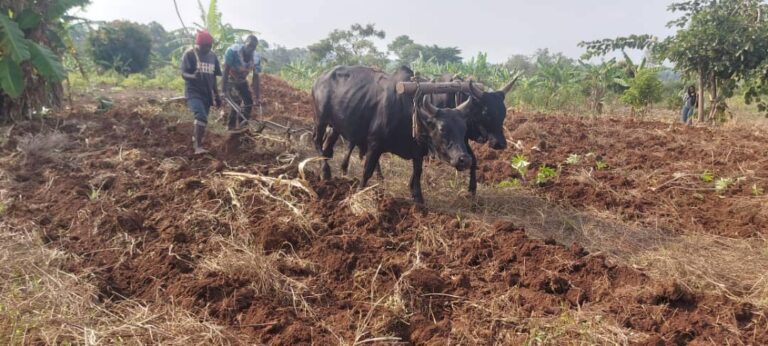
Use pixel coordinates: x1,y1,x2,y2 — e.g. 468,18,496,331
121,74,149,89
620,69,663,114
88,21,153,74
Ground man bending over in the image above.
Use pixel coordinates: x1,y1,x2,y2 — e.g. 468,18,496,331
222,34,262,131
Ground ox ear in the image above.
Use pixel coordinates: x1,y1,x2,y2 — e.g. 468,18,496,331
469,80,485,100
500,70,523,95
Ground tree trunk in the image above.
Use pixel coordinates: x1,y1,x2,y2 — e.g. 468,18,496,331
709,76,718,121
698,69,706,122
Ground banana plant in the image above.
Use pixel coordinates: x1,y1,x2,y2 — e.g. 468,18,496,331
579,59,622,114
193,0,255,56
527,56,580,109
613,50,650,89
279,59,321,91
1,0,88,100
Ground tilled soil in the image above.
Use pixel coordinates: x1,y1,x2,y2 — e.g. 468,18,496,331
2,80,768,344
476,113,768,239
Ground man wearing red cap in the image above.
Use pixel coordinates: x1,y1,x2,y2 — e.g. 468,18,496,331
181,30,222,154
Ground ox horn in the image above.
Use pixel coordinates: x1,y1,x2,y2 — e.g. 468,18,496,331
469,80,485,100
500,70,523,95
420,95,439,117
456,97,473,114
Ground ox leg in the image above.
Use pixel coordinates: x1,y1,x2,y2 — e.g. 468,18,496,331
410,155,425,204
321,129,340,180
341,142,355,176
344,145,384,179
467,139,478,195
361,148,382,189
362,149,385,180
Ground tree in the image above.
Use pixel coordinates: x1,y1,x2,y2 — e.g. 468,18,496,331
664,0,768,120
261,45,309,73
388,35,461,66
512,53,583,112
532,49,575,67
143,21,187,63
580,0,768,121
531,54,580,108
387,35,415,62
504,54,536,77
193,0,253,57
88,21,152,74
620,68,663,115
419,45,462,65
1,0,91,121
308,23,388,68
579,59,622,114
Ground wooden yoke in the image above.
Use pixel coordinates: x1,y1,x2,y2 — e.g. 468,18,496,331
395,81,486,95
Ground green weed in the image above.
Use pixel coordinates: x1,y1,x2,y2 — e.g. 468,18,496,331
565,154,581,165
498,178,522,188
715,178,734,193
536,165,558,185
511,154,530,177
88,185,102,201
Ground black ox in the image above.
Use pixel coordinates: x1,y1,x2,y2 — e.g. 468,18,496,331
429,73,520,194
324,71,520,196
312,65,472,204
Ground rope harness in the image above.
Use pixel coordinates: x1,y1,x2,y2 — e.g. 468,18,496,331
410,80,437,158
411,81,421,141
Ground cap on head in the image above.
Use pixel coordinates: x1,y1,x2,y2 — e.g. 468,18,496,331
196,30,214,45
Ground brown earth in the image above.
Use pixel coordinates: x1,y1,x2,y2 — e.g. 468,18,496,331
2,79,768,344
476,113,768,239
260,74,315,121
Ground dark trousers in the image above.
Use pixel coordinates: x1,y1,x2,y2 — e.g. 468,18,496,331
187,97,210,124
227,81,252,130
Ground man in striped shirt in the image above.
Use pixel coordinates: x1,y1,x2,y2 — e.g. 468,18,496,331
222,35,262,131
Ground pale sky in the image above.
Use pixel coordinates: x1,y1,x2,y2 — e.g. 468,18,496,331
78,0,679,62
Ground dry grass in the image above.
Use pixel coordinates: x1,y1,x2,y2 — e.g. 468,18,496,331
0,116,331,344
15,131,69,162
629,234,768,307
220,171,321,243
4,102,766,344
0,221,232,345
343,185,380,217
448,291,643,345
199,236,313,301
224,171,317,217
348,251,428,345
336,148,768,312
